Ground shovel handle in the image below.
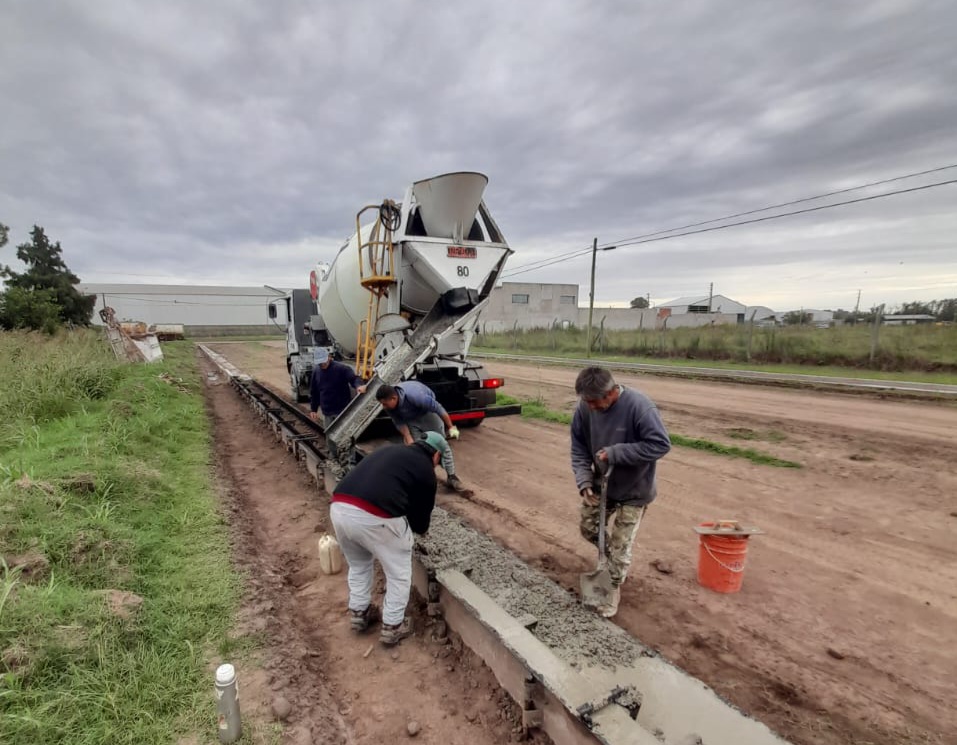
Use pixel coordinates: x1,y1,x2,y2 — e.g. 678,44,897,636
596,465,614,558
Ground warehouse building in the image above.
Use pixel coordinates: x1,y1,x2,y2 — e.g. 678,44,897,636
482,282,579,332
78,284,285,336
77,282,760,336
658,294,747,321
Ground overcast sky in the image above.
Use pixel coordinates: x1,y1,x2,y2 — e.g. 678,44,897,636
2,0,955,311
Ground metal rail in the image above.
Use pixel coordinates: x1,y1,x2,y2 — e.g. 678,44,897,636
473,351,957,398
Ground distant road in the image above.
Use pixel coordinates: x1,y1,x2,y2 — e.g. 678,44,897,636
472,351,957,398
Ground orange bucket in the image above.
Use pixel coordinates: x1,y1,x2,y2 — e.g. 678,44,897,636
695,521,757,593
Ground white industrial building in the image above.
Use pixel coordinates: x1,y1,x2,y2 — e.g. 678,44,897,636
78,284,285,335
882,314,936,326
76,282,769,336
659,294,747,320
483,284,747,331
482,282,579,332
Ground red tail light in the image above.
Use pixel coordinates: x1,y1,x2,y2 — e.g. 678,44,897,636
451,411,485,422
480,378,504,389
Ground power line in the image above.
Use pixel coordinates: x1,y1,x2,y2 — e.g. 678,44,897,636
501,244,594,276
504,176,957,278
597,161,957,250
502,161,957,278
611,177,957,250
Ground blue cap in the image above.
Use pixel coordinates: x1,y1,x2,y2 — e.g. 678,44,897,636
419,431,449,456
314,347,330,364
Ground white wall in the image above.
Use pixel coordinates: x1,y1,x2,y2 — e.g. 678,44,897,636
78,284,287,327
482,281,579,331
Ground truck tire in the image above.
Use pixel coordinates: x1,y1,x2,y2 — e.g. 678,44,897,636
291,375,310,404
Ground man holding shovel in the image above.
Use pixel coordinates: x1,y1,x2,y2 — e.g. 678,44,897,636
571,366,671,618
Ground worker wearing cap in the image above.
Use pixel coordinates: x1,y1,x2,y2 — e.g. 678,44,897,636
329,431,449,646
571,366,671,618
375,381,466,493
309,348,367,458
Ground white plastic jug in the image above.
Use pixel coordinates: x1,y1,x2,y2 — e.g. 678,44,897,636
317,534,343,575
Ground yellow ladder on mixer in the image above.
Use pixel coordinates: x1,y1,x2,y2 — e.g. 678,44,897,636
355,200,399,380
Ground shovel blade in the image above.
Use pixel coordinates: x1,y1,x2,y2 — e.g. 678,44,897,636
580,566,615,609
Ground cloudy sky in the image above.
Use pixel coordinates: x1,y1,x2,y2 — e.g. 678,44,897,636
2,0,955,311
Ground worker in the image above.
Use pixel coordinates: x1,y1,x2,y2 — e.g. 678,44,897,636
330,431,449,646
308,347,367,458
375,382,466,493
570,366,671,618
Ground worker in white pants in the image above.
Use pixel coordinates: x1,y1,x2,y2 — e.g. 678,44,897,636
330,504,414,631
329,432,446,646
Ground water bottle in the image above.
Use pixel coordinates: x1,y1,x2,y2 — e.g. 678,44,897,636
214,663,242,743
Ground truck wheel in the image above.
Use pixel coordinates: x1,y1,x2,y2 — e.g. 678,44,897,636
291,376,310,403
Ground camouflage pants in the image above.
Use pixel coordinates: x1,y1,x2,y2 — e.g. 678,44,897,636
579,501,647,586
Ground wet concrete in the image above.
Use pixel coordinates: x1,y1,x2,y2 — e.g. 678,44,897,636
420,508,791,745
420,509,643,669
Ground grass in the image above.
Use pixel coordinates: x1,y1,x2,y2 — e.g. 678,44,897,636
726,427,787,443
475,322,957,377
0,330,242,744
668,434,801,468
497,393,801,468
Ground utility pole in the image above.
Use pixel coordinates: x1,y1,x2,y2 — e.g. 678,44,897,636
585,238,617,358
646,292,651,307
853,289,861,324
708,282,713,312
586,238,598,358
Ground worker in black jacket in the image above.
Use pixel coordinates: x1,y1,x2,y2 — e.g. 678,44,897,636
329,431,448,646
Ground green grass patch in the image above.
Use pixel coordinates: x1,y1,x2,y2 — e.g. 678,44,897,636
669,434,801,468
474,322,957,378
497,392,801,468
0,330,241,744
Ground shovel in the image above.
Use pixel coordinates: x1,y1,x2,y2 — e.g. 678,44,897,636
580,465,615,610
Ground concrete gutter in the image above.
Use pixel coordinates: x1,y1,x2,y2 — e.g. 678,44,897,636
201,345,793,745
417,510,791,745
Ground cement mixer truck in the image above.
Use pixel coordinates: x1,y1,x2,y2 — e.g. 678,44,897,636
270,172,521,448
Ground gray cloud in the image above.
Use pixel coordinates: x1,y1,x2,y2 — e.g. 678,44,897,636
1,0,955,311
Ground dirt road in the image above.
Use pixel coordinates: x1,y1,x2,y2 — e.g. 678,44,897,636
206,341,956,745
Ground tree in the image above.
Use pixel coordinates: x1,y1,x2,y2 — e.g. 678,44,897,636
782,310,812,326
0,286,61,333
0,225,96,330
898,301,934,316
934,298,956,322
629,296,649,309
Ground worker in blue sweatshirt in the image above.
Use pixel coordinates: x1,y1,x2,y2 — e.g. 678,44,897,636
309,347,367,457
375,381,466,493
570,366,671,618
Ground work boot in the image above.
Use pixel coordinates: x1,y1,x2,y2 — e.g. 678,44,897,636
380,617,414,646
349,603,381,633
597,587,620,618
446,474,466,493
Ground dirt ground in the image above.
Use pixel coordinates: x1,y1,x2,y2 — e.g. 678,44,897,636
200,351,549,745
204,341,957,745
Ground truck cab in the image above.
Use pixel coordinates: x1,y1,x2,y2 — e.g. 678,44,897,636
268,289,331,402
